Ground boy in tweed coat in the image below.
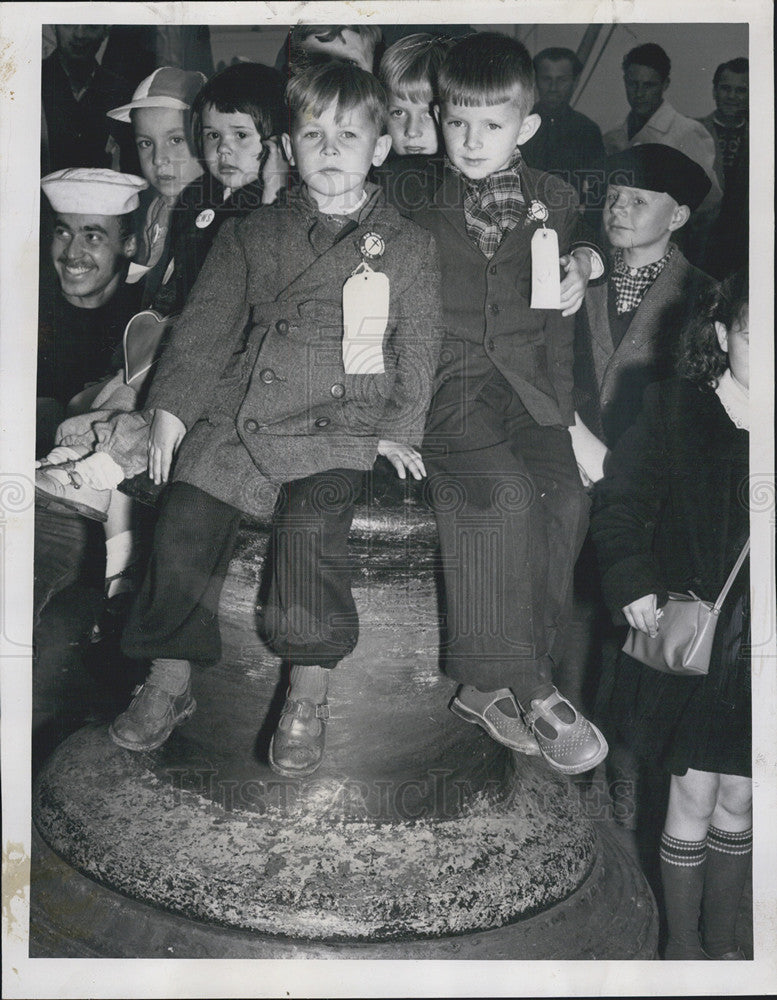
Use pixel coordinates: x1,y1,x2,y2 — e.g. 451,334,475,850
110,62,443,776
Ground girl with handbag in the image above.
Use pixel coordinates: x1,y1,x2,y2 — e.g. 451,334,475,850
590,270,751,959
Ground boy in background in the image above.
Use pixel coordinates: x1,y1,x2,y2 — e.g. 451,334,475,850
416,32,608,775
374,32,451,213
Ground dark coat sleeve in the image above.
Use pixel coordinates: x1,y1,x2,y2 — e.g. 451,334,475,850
590,382,670,617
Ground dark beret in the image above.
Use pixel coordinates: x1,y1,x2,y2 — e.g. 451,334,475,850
606,143,712,211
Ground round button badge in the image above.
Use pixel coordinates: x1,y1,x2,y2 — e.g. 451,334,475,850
196,209,216,229
359,232,385,259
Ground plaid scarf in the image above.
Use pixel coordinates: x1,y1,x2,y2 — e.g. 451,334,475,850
611,244,675,314
459,149,526,258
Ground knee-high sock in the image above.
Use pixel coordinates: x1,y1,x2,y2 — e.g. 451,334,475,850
660,831,707,959
701,826,752,958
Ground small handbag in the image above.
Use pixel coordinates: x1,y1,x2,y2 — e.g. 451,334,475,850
622,539,750,676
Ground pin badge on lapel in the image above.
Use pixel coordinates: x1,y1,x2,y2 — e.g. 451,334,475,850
196,209,215,229
359,231,385,259
526,200,549,225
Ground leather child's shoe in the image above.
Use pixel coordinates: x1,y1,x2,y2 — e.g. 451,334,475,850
522,687,608,775
269,698,329,777
35,465,111,522
109,680,196,751
450,686,541,756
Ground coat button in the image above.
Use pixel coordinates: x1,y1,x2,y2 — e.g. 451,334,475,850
315,417,330,429
275,319,288,335
487,338,496,351
489,303,499,315
330,383,345,399
489,265,497,275
244,418,260,433
260,368,275,384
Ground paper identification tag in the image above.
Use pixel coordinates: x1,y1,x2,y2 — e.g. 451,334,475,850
342,263,389,375
530,227,561,310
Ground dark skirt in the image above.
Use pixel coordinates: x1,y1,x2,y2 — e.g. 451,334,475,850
606,591,751,777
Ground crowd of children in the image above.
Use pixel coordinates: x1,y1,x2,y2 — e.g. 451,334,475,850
34,25,751,959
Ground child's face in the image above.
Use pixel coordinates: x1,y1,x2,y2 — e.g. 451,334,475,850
438,94,539,181
51,213,135,308
282,101,391,212
133,107,203,201
201,107,264,190
298,30,375,72
387,93,437,156
604,185,688,259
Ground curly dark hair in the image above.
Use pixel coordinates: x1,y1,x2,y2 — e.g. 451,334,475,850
677,269,748,386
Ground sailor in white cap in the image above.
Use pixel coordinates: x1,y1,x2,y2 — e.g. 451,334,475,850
37,168,147,418
41,168,147,310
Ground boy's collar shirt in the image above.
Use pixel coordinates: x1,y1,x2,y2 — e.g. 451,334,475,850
287,181,384,248
449,148,527,258
610,242,675,314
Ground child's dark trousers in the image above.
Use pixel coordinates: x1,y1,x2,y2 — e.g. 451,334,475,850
424,368,590,693
121,471,363,669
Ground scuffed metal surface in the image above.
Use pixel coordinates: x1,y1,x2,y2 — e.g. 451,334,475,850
34,727,596,942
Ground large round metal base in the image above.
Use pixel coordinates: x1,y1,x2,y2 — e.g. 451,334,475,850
31,802,656,959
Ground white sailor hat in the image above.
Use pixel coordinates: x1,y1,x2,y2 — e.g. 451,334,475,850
41,169,148,215
107,66,207,123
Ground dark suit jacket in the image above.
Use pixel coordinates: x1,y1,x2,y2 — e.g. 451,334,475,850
41,52,134,172
414,165,588,428
574,247,716,446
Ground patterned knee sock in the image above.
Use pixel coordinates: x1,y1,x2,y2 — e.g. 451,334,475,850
660,831,708,959
701,826,753,958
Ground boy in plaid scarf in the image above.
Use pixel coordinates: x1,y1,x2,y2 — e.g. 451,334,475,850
572,143,715,462
415,32,609,775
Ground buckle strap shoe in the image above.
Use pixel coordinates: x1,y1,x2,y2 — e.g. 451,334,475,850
109,681,196,751
450,686,541,756
268,698,329,777
35,465,111,522
522,688,608,775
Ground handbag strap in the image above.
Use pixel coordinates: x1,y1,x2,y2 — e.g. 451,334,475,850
713,538,750,612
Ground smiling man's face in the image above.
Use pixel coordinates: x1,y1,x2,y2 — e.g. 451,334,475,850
51,212,135,308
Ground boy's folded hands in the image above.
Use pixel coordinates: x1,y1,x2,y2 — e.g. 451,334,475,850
378,439,427,480
148,408,187,485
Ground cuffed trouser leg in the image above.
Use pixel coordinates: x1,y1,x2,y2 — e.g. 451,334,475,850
262,469,363,668
121,483,241,665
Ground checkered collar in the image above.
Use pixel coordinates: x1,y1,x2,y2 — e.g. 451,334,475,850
611,244,676,314
449,148,526,258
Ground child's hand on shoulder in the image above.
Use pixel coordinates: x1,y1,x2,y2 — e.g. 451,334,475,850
148,408,187,485
378,440,426,480
558,250,592,317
